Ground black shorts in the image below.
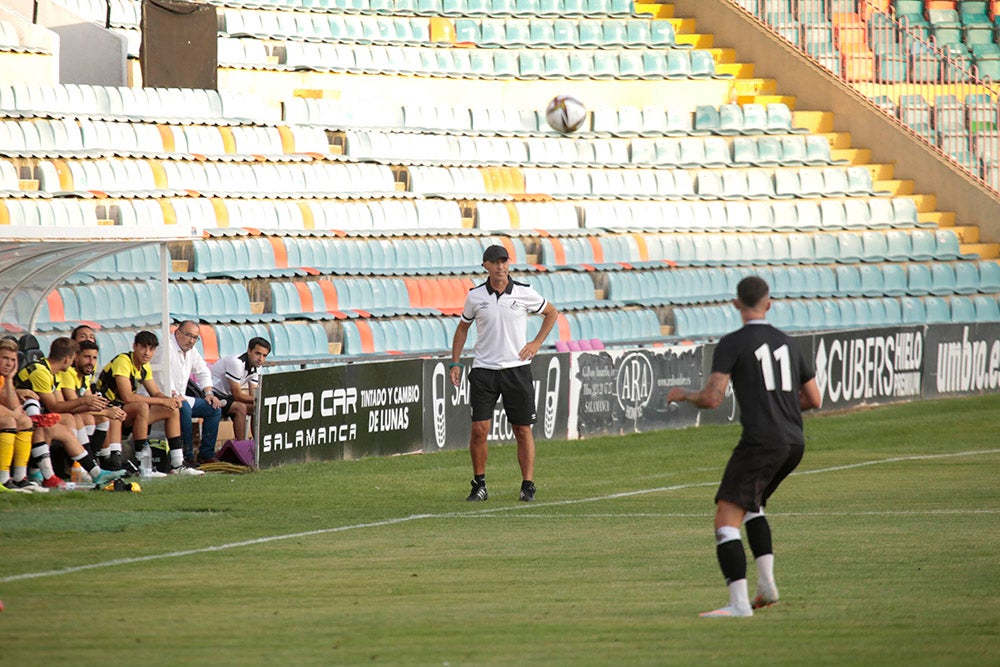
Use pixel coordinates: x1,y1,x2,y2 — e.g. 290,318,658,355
469,365,536,426
217,395,238,417
714,440,804,512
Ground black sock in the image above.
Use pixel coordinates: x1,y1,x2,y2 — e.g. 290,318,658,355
126,439,148,475
90,428,107,453
521,479,534,490
745,516,773,559
474,474,485,485
167,436,183,452
716,539,747,585
73,451,97,473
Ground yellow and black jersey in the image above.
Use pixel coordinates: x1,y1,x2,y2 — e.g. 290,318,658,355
57,366,95,397
96,352,150,403
15,358,59,395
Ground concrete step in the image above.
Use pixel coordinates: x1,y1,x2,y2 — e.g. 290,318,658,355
950,225,980,243
730,77,777,98
820,131,853,149
749,94,796,107
864,163,895,181
634,2,674,17
908,193,938,213
919,210,955,226
873,179,912,195
674,32,714,48
962,243,1000,259
831,147,870,164
792,110,833,133
716,62,754,77
707,47,737,63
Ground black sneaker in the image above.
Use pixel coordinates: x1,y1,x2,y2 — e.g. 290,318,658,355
519,481,536,502
466,480,488,501
123,457,140,478
2,479,31,493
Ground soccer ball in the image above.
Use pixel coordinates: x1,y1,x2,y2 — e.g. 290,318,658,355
545,95,587,134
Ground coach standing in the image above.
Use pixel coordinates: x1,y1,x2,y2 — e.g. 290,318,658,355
668,276,821,618
449,244,558,503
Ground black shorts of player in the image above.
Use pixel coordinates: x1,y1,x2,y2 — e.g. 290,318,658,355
714,440,804,513
469,365,536,425
217,395,237,417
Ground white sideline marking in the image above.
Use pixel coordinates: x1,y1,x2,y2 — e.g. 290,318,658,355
456,509,1000,520
3,448,998,584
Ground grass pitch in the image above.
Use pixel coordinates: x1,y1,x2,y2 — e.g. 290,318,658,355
2,394,999,666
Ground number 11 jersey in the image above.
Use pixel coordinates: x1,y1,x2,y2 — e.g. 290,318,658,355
711,320,816,447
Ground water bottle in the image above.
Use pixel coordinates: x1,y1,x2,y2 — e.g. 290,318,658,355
139,446,153,478
70,461,91,485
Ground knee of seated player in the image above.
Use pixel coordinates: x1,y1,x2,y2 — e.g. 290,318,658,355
166,412,181,436
45,424,84,454
229,402,248,418
131,402,149,416
59,413,80,429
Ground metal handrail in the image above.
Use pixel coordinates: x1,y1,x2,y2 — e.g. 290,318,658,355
725,0,1000,193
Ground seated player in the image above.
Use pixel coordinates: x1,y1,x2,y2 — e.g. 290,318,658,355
70,324,97,344
2,338,123,489
0,338,40,492
58,338,128,471
97,331,203,476
16,337,104,445
209,337,270,442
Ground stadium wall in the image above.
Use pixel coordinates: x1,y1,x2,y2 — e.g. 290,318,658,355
254,322,1000,467
0,5,58,83
673,0,1000,242
4,0,127,85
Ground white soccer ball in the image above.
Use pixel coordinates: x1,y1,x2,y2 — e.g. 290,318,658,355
545,95,587,134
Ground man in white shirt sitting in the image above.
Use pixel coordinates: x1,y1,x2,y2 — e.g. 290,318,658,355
152,321,223,466
209,337,270,442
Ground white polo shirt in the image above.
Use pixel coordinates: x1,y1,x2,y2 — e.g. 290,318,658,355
461,278,547,370
209,352,260,398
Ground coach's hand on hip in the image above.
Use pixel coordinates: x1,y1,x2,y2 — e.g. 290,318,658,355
519,340,543,361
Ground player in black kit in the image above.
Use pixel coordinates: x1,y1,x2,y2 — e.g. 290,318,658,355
668,276,821,618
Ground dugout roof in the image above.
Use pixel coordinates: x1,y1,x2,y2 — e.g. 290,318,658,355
0,225,196,337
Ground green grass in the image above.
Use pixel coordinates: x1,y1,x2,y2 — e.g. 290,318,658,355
2,394,999,666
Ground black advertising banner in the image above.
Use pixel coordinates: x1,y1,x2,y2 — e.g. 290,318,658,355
811,326,925,410
251,323,1000,470
922,323,1000,398
422,353,570,452
256,359,424,467
574,346,703,437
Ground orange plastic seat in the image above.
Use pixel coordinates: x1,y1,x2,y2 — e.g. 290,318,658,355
199,325,220,365
316,280,339,312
